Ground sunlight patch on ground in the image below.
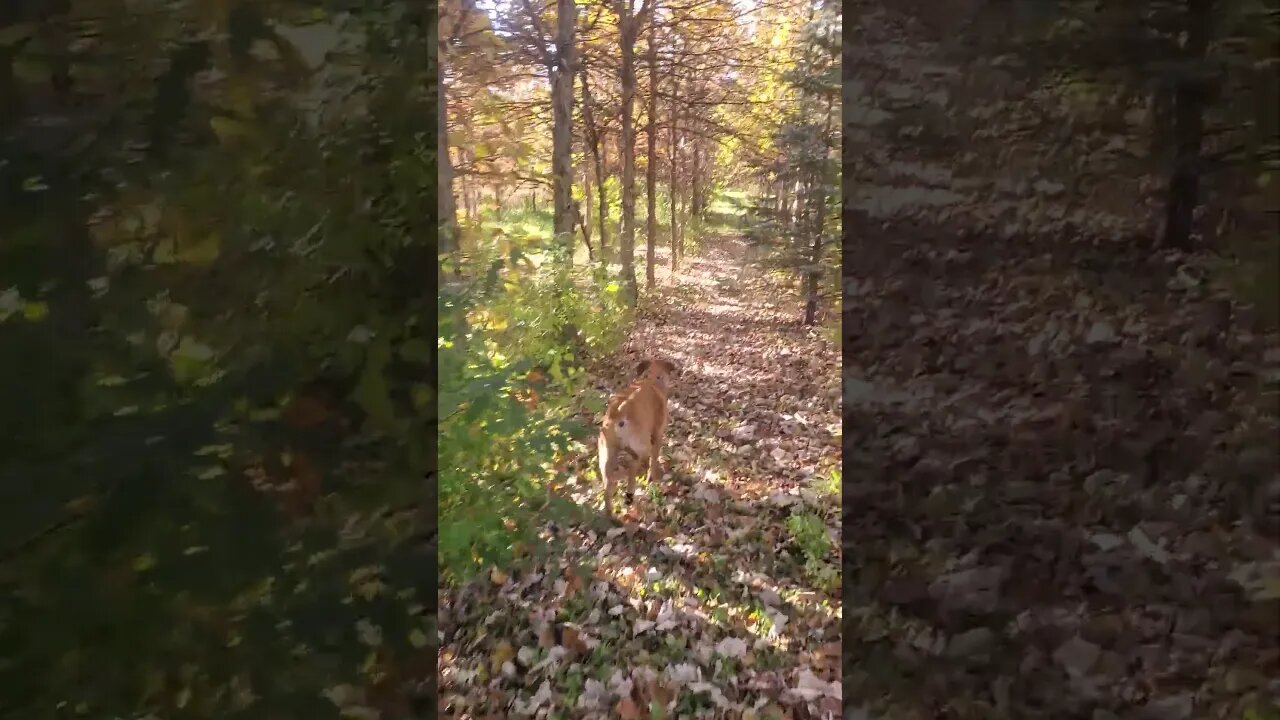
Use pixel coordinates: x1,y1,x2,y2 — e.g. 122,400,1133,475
700,301,747,317
594,551,813,655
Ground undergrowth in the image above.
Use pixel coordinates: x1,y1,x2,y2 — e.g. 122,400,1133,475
787,509,838,590
439,191,745,584
439,210,629,583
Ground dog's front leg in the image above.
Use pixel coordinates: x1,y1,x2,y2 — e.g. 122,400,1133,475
624,465,639,506
599,434,616,516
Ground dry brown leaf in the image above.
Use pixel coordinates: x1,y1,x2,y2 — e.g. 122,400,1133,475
563,566,583,597
614,696,642,720
561,625,589,656
650,682,675,715
536,623,556,650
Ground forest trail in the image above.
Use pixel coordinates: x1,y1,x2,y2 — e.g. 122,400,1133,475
439,234,843,719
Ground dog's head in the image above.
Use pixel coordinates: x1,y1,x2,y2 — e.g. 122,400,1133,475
635,358,678,388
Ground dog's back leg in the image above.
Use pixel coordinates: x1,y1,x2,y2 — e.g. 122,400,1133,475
647,420,666,487
624,444,647,505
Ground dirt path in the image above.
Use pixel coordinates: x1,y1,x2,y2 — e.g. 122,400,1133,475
439,235,843,719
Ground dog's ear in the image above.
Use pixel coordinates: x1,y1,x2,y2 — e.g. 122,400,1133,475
636,360,651,377
660,359,678,375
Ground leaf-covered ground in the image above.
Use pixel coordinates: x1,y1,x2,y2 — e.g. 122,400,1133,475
843,223,1280,720
840,6,1280,719
439,236,843,719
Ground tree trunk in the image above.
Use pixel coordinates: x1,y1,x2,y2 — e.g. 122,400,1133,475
791,179,804,230
437,27,469,359
803,176,823,325
438,55,459,271
618,0,640,304
583,158,596,258
645,16,660,288
551,0,577,258
580,64,609,263
1162,0,1214,251
691,141,702,218
576,201,594,260
597,154,610,262
463,172,476,221
670,72,680,270
583,161,594,246
803,65,836,326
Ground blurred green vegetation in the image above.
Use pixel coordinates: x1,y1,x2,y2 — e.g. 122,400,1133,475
1,2,437,717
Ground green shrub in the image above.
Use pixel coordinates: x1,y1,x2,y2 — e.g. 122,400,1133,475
438,224,628,582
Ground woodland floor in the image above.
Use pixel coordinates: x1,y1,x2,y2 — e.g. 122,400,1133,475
439,234,844,719
438,223,1280,720
842,223,1280,720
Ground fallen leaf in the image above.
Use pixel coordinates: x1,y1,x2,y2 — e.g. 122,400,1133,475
1053,636,1100,678
1088,532,1125,551
715,636,749,658
946,627,995,658
561,625,590,655
490,640,515,674
791,667,840,701
615,696,641,719
537,623,556,649
1127,527,1171,564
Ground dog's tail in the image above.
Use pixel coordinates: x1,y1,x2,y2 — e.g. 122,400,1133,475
604,393,625,420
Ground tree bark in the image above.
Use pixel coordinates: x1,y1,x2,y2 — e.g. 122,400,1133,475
576,201,594,259
691,141,702,218
670,71,680,271
580,64,609,262
618,0,640,304
462,169,476,221
803,154,829,325
1162,0,1215,250
438,53,459,271
582,159,594,247
645,16,660,288
551,0,577,258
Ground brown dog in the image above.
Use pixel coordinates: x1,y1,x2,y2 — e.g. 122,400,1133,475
598,358,677,516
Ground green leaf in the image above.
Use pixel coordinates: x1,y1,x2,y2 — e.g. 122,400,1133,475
21,302,49,321
210,116,256,146
172,337,215,362
12,58,50,84
170,337,216,384
353,336,398,434
176,233,221,264
0,22,36,47
153,238,177,264
411,383,434,411
399,338,433,364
